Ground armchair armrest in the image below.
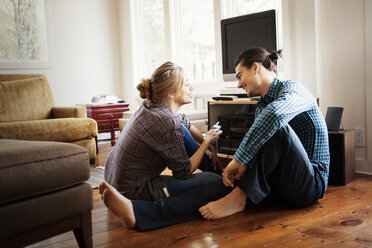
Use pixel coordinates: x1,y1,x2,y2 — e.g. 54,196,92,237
52,106,87,118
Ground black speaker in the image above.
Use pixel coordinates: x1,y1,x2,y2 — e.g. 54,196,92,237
325,107,344,131
328,130,355,186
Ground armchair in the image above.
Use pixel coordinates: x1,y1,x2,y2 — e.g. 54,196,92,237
0,74,98,163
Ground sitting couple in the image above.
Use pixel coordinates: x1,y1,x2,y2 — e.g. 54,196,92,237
100,47,330,231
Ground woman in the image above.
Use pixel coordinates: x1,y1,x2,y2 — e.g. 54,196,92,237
104,61,223,202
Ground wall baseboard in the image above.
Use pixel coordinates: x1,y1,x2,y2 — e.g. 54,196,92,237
356,171,372,176
356,159,372,174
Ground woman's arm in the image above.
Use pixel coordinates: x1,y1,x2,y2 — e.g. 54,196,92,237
188,128,222,176
189,124,221,169
189,124,204,144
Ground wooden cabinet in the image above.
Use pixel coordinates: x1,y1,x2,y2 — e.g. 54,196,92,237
86,103,129,146
208,99,257,155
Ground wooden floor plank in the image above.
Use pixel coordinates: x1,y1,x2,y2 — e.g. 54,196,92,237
304,205,372,240
329,225,372,247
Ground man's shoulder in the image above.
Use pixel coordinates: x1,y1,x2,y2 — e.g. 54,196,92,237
278,79,313,97
279,79,299,89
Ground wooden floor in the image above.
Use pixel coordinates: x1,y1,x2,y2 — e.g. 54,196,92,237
30,143,372,248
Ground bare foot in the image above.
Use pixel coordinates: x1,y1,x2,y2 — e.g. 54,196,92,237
99,181,136,228
199,187,247,219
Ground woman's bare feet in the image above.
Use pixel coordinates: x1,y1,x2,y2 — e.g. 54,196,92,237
199,187,247,219
99,181,136,228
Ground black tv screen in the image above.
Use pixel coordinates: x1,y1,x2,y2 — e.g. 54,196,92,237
221,10,277,81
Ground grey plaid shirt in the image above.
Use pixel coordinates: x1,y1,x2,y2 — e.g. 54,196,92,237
104,102,191,201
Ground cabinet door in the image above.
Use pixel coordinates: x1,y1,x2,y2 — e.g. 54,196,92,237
97,121,112,132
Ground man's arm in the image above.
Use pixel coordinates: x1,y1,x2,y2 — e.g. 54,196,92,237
234,82,315,166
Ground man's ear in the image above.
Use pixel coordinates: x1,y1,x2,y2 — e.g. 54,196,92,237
252,62,260,74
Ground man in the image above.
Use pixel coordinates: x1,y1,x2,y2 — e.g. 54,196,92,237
200,47,330,219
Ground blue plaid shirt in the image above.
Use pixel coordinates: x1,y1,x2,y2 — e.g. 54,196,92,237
234,78,330,190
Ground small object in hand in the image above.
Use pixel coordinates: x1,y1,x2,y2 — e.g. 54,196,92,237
211,121,221,130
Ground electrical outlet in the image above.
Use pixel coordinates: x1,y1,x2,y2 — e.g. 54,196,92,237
354,128,365,147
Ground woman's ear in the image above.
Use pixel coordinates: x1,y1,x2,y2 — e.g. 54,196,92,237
168,93,175,100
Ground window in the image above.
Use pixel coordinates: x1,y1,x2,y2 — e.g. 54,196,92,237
131,0,216,83
140,0,167,77
180,0,216,81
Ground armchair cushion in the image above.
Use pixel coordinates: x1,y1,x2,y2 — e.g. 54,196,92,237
0,118,97,142
0,76,54,122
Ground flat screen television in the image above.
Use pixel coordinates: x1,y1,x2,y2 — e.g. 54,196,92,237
221,10,277,81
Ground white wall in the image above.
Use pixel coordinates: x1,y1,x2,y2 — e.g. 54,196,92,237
0,0,122,106
118,0,136,108
283,0,372,174
282,0,318,95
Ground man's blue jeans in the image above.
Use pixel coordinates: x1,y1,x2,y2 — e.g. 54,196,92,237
132,125,324,231
236,125,324,208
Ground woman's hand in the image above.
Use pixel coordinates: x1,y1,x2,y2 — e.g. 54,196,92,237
209,145,223,170
204,129,222,146
222,159,247,187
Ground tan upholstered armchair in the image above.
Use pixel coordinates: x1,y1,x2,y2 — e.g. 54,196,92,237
0,74,98,163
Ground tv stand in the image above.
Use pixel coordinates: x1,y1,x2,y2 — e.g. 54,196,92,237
208,100,257,155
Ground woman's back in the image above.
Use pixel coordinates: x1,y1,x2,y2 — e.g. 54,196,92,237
104,102,191,201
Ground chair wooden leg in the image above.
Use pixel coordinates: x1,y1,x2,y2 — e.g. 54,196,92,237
94,136,99,154
73,211,92,248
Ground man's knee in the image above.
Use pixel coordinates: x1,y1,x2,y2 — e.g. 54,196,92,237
192,172,221,185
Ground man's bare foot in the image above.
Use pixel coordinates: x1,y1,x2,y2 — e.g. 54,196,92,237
199,187,247,219
98,181,136,228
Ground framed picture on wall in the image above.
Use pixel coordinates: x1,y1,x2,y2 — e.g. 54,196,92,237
0,0,51,69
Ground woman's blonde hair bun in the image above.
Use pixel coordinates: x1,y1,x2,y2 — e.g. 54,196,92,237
136,78,151,100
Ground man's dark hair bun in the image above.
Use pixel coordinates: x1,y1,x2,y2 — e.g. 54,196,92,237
269,49,283,61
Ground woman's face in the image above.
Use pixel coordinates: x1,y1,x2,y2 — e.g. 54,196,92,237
174,79,193,106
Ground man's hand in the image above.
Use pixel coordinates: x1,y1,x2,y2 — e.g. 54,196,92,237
222,159,247,187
